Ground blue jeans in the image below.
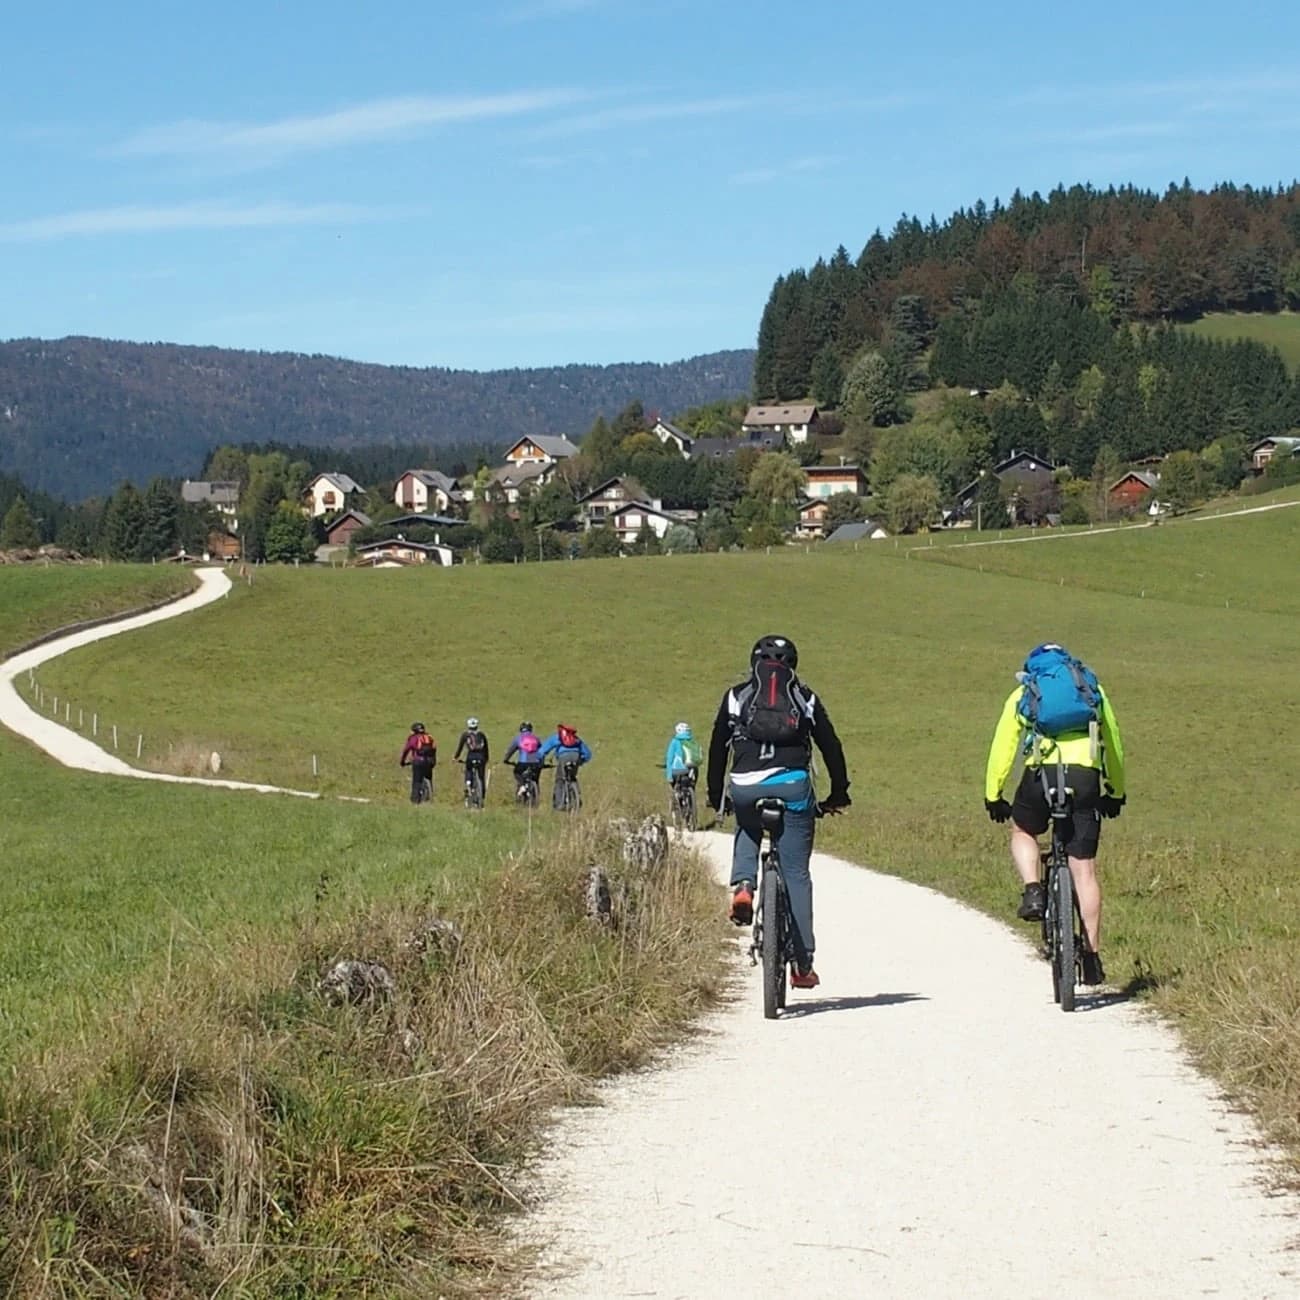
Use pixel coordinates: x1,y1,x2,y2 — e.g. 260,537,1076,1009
729,773,816,961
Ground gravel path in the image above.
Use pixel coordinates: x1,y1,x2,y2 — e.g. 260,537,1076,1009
0,567,319,797
527,833,1299,1298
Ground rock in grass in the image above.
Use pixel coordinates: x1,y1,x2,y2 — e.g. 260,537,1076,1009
319,959,395,1006
584,865,613,926
405,916,463,956
620,814,669,870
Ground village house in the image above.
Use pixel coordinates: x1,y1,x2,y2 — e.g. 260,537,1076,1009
303,472,363,519
689,431,784,460
826,520,890,543
323,508,372,548
503,434,580,467
606,500,684,545
742,403,820,445
204,526,241,561
1108,470,1160,513
1249,435,1300,473
484,461,552,505
802,463,867,499
576,477,648,528
354,537,453,568
651,419,694,458
181,480,240,523
952,450,1057,525
394,469,461,514
795,498,832,539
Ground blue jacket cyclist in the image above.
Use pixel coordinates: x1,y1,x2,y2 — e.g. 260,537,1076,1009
707,635,850,990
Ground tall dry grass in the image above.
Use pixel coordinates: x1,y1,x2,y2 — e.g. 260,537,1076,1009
0,817,724,1297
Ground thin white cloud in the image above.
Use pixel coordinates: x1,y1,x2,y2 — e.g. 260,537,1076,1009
0,200,397,243
1012,70,1300,109
113,90,589,162
532,92,794,137
730,155,839,186
1031,121,1184,145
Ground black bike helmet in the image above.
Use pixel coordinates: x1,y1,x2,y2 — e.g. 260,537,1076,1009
519,720,533,733
411,722,426,733
750,634,798,670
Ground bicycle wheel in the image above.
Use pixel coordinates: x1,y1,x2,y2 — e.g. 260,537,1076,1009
1054,857,1077,1012
761,858,782,1020
683,785,696,831
467,768,483,809
776,875,789,1011
571,778,581,812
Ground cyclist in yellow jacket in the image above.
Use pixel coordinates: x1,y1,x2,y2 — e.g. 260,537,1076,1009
984,644,1126,985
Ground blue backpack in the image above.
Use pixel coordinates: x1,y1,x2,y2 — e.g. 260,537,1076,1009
1016,644,1100,738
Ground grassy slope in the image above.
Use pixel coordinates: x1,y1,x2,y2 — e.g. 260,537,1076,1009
1183,310,1300,371
1,563,192,657
0,568,723,1295
31,517,1300,1165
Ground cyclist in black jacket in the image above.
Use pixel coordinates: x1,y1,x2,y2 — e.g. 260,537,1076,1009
707,635,850,989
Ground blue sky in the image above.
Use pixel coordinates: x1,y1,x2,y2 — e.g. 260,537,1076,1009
5,0,1300,370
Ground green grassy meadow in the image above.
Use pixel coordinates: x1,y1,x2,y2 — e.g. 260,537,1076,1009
1182,310,1300,371
1,563,192,658
26,508,1300,1169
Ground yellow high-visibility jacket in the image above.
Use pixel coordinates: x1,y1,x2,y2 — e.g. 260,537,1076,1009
984,685,1126,802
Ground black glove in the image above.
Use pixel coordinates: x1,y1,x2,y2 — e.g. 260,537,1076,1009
1098,794,1125,819
819,793,852,814
985,797,1012,823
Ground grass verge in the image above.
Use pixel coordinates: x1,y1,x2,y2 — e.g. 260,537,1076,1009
0,815,723,1297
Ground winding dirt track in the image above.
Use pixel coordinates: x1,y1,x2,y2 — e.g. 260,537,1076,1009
527,835,1299,1299
0,567,318,796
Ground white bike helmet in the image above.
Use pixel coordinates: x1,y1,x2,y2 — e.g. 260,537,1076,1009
674,721,690,736
466,716,479,729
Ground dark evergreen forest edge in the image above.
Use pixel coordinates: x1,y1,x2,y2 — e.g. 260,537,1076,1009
0,337,754,499
753,180,1300,520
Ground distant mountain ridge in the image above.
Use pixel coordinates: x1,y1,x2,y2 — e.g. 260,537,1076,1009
0,337,756,499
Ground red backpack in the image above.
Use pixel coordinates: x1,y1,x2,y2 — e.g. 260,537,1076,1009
557,724,579,748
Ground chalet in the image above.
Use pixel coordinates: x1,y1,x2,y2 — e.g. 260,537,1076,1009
394,469,461,514
577,477,647,528
354,538,453,568
385,512,462,530
1108,470,1159,512
952,450,1057,525
204,526,241,561
182,480,240,521
827,520,889,543
803,463,867,499
303,472,363,518
689,432,783,460
742,403,819,445
795,498,831,539
324,508,372,547
607,500,684,545
1249,435,1300,472
652,419,694,458
484,460,552,505
503,434,580,467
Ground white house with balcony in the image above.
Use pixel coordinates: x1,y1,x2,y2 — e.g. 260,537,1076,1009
742,403,820,445
303,472,363,518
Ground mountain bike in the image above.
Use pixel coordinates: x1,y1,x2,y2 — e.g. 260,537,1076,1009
669,769,698,831
550,760,582,814
506,760,540,809
406,764,433,804
458,758,485,810
1039,765,1088,1012
748,797,795,1020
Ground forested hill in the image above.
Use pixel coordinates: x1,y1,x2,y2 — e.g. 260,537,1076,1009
755,181,1300,400
0,338,755,499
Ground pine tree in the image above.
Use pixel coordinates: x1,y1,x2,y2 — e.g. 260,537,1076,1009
1,496,41,549
810,344,844,408
98,483,146,560
138,478,180,559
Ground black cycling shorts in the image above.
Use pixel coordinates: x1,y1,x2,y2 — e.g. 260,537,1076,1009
1011,764,1102,859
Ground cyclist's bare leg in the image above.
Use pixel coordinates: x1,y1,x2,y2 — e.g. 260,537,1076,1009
1010,823,1041,883
1069,855,1101,951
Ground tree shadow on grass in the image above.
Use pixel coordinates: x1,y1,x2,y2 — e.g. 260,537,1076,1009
780,993,928,1019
